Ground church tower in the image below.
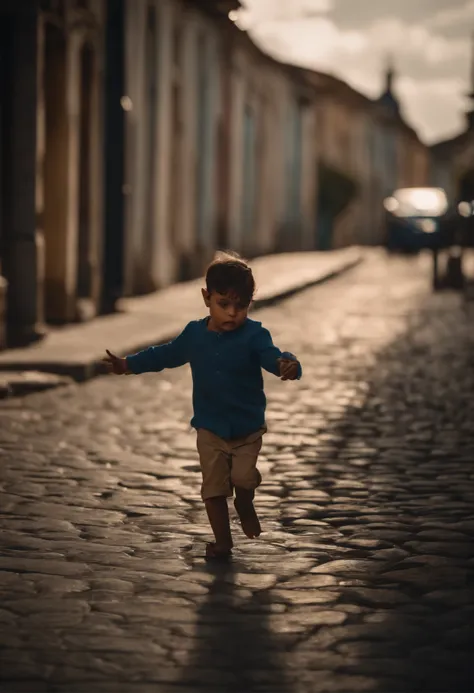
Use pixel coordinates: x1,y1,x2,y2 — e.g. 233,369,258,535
378,55,401,116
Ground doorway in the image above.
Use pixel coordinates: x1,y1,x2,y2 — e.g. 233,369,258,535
0,14,12,348
102,0,125,313
43,22,68,322
241,103,257,251
139,1,158,293
75,42,94,319
458,169,474,203
0,16,9,272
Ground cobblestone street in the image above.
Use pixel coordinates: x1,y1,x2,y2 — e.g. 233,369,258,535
0,250,473,693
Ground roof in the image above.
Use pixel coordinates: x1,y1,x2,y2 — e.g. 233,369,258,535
303,69,374,109
302,68,421,140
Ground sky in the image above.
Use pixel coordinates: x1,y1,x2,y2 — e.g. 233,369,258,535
232,0,474,144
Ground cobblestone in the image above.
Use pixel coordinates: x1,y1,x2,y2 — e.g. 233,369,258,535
0,250,473,692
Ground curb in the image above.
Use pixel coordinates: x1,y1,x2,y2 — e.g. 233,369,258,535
250,254,362,310
0,372,74,400
0,253,363,396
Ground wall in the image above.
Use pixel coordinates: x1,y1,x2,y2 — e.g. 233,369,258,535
397,130,429,190
38,0,105,323
0,2,45,347
224,36,317,257
300,100,318,250
124,0,228,289
316,93,366,248
123,0,173,293
431,155,456,201
452,138,474,200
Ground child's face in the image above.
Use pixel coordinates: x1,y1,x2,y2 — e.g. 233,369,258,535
202,289,250,332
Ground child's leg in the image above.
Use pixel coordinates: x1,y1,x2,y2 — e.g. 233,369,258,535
234,487,261,539
231,430,264,539
204,497,233,552
196,429,233,556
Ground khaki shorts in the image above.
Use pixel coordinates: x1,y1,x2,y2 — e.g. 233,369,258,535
196,427,266,501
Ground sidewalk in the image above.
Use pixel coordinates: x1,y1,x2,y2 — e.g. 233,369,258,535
0,248,362,386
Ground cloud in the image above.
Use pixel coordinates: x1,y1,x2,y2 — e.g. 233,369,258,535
366,18,469,65
247,16,367,69
249,13,469,70
236,2,471,142
331,0,469,30
237,0,333,29
397,76,468,143
427,0,474,29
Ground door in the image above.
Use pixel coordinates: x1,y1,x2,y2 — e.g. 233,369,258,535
102,0,125,313
76,43,94,309
286,100,303,249
241,104,256,249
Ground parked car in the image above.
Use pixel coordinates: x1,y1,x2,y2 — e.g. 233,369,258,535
384,187,450,253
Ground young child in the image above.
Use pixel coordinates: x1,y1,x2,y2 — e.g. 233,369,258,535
104,252,302,560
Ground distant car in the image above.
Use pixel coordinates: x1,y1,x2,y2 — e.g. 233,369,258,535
384,187,450,253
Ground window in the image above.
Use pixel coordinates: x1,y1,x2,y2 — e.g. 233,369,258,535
144,3,158,237
172,23,182,69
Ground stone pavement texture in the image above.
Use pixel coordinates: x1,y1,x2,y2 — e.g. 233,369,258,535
0,249,473,693
0,248,361,382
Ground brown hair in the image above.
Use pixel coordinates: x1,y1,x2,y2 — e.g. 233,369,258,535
205,251,255,306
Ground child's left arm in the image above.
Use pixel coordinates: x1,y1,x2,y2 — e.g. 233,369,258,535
252,327,302,381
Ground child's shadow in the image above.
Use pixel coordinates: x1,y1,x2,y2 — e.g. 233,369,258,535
179,558,290,692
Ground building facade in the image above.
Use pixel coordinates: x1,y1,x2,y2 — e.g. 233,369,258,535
430,42,474,207
306,64,428,251
39,0,106,325
0,0,106,350
1,0,45,349
0,0,429,351
120,0,319,298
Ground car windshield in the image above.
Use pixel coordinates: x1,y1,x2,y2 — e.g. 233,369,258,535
384,188,448,218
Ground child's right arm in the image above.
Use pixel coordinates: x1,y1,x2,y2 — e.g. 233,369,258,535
104,323,192,376
252,327,302,380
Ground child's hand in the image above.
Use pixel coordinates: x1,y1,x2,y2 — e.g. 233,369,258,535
278,357,299,381
103,349,129,375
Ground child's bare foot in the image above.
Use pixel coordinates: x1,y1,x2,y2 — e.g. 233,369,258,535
234,493,261,539
205,542,232,560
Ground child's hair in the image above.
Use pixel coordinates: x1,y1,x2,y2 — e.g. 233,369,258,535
205,251,255,306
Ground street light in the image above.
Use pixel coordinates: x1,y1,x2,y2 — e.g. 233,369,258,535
383,196,399,213
120,96,133,112
458,201,473,217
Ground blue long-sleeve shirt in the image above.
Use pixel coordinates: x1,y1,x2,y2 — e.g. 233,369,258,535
126,317,302,439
